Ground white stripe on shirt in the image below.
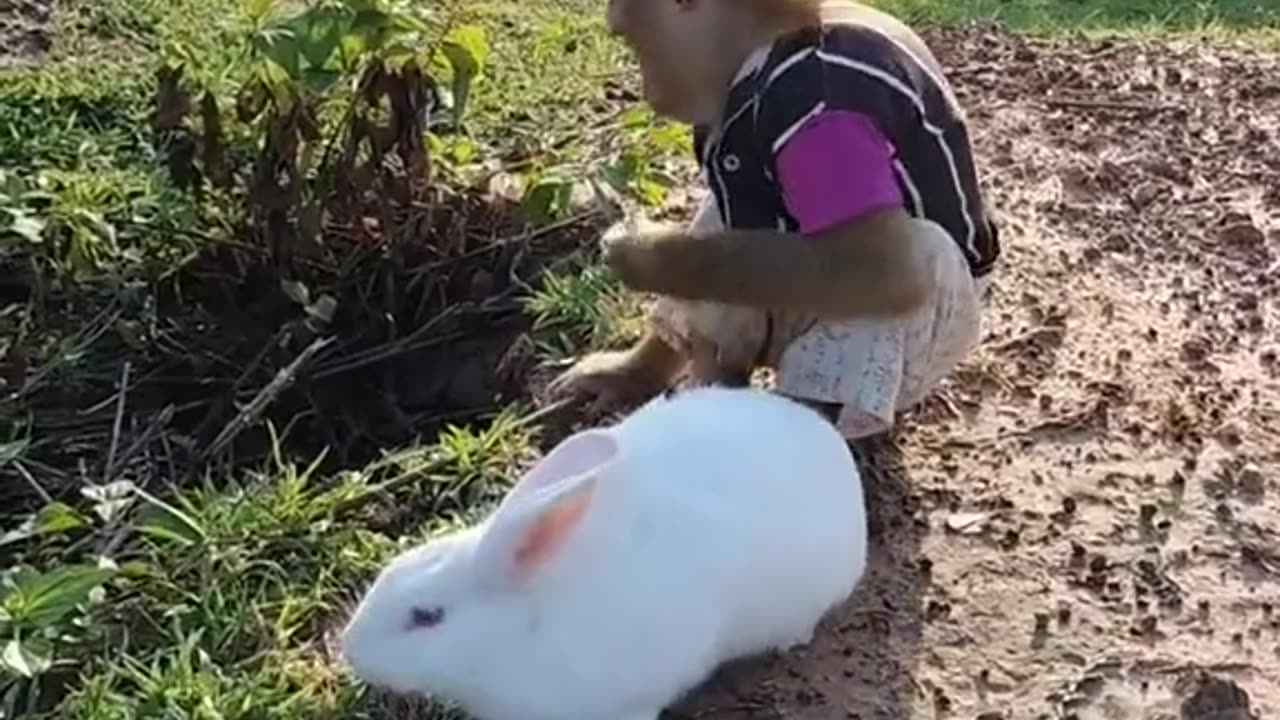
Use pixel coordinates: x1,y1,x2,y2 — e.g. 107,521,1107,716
811,50,978,261
770,101,828,155
893,158,924,216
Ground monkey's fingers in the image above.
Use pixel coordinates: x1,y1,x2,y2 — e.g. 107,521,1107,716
587,390,623,417
547,373,597,405
545,368,576,398
547,367,618,409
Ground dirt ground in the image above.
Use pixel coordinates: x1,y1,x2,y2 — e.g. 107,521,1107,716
0,0,52,68
670,27,1280,720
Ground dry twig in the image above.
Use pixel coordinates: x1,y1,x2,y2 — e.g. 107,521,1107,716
104,361,132,482
201,336,335,461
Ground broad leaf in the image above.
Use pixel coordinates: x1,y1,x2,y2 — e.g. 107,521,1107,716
241,0,279,25
0,438,28,466
631,175,669,208
36,502,87,535
3,212,45,244
291,5,348,69
1,637,53,678
254,26,301,80
280,279,311,306
441,25,490,126
301,67,342,94
348,6,393,52
619,106,651,129
389,8,429,35
0,565,115,629
0,517,37,548
134,489,207,547
82,480,136,523
305,295,337,325
521,177,575,225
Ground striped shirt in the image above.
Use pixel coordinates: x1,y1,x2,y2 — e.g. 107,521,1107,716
692,19,1000,277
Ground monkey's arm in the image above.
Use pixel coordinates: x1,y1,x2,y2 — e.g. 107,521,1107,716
604,205,931,318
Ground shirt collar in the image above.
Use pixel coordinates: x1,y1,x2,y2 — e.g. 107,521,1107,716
697,39,777,158
708,40,774,132
733,41,774,85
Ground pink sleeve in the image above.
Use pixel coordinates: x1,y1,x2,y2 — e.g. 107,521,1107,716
775,110,904,235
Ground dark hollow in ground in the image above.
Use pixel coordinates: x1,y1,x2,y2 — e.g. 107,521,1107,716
0,190,606,523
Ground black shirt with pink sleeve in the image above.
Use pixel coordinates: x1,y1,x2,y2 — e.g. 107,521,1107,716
692,20,1000,278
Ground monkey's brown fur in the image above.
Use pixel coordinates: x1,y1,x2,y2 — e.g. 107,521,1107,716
604,206,932,319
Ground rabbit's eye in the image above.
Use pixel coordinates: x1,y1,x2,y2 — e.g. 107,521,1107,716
409,606,446,629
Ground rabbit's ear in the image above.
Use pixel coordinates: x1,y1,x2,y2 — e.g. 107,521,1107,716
493,428,617,518
475,430,617,587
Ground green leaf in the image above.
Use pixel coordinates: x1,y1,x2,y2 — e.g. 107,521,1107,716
305,295,337,325
290,6,348,69
3,212,45,244
82,480,136,523
301,67,342,94
280,279,311,306
648,123,693,155
65,208,116,245
36,502,87,535
255,60,296,107
253,26,301,80
597,163,631,196
0,494,82,551
348,6,393,52
631,175,669,208
450,138,476,165
442,24,490,78
380,41,417,70
441,25,490,127
1,565,115,629
389,10,429,35
241,0,279,25
521,177,575,225
136,522,199,548
118,561,156,580
619,106,651,129
134,488,207,547
0,438,28,467
0,519,37,548
1,637,53,678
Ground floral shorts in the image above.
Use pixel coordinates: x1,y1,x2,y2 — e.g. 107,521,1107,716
648,197,993,440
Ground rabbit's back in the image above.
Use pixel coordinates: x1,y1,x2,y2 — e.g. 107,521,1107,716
610,387,867,658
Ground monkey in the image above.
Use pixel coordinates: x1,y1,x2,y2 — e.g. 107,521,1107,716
550,0,1001,440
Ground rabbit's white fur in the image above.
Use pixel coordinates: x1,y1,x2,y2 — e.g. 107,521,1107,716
340,386,867,720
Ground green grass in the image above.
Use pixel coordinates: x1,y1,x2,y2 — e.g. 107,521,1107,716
1,0,1278,718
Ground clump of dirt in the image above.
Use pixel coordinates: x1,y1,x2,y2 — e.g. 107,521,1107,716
0,0,52,68
672,26,1280,720
1180,673,1257,720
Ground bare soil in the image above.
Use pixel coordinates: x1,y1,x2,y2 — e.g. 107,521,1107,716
0,0,52,67
672,26,1280,720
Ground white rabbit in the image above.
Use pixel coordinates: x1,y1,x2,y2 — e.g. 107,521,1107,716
340,385,867,720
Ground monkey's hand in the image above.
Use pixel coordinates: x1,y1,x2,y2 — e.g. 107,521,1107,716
547,332,686,412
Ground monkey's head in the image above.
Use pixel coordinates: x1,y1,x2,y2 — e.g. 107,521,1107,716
605,0,819,124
